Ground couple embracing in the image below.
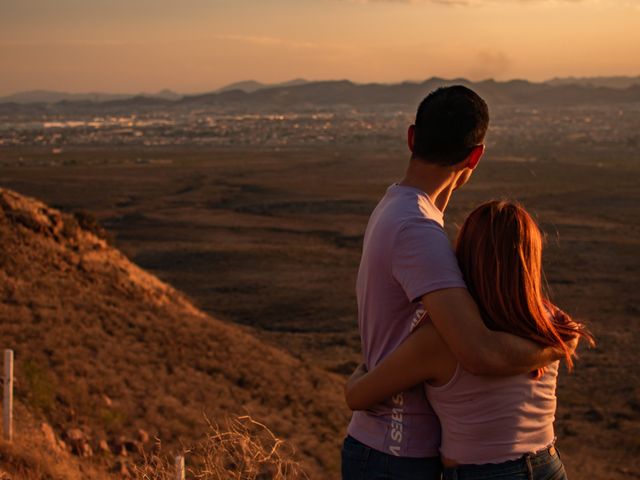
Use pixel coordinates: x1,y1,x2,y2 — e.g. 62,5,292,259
342,86,593,480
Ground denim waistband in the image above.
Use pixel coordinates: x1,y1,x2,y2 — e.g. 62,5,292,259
442,445,559,480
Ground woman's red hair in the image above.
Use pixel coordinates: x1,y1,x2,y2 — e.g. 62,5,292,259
455,200,593,373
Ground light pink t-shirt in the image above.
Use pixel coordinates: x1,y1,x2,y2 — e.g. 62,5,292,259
347,184,467,458
427,361,559,464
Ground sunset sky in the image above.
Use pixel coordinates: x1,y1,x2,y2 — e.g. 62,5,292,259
1,0,638,95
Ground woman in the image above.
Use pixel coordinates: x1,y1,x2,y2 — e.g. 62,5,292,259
345,200,593,480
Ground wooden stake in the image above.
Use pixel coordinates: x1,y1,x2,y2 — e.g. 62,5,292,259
175,454,185,480
3,349,13,442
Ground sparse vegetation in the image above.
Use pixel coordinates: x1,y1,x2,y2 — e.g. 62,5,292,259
21,359,56,415
133,416,308,480
0,188,347,478
0,402,114,480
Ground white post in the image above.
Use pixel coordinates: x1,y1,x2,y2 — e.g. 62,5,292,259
175,455,185,480
3,349,13,442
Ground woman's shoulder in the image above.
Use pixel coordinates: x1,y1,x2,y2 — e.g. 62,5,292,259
447,360,560,391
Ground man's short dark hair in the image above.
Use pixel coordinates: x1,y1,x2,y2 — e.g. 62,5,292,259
412,85,489,166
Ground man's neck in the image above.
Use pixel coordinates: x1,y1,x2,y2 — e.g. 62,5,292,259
399,160,460,213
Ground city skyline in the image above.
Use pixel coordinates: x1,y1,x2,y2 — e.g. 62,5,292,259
1,0,639,96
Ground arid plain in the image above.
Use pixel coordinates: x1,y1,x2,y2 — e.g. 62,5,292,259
1,140,638,478
1,95,639,478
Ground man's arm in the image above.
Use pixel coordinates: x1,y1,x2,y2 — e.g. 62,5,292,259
422,287,564,376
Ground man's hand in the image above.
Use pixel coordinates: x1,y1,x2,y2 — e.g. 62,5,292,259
564,336,579,356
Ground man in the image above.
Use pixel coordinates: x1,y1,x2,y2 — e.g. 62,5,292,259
342,86,563,479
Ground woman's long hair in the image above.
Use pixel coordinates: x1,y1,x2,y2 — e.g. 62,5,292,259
455,200,594,372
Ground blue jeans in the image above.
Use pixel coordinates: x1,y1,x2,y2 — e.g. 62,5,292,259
442,446,567,480
341,435,442,480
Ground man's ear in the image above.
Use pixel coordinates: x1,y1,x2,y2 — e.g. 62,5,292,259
466,144,485,170
407,125,416,153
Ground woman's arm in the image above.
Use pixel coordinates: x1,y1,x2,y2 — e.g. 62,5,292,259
345,322,455,410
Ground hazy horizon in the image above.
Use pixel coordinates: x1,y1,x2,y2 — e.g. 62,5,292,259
1,0,639,96
2,73,640,98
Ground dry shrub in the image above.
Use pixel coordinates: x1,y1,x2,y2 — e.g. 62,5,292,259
132,448,173,480
133,416,309,480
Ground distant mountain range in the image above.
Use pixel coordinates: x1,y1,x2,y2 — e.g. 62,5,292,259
0,81,309,104
545,76,640,89
0,88,181,104
1,76,639,110
215,78,308,93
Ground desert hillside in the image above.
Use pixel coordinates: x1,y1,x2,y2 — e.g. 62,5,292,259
0,188,349,477
0,400,115,479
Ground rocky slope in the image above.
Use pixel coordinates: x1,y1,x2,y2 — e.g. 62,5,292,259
0,188,349,477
